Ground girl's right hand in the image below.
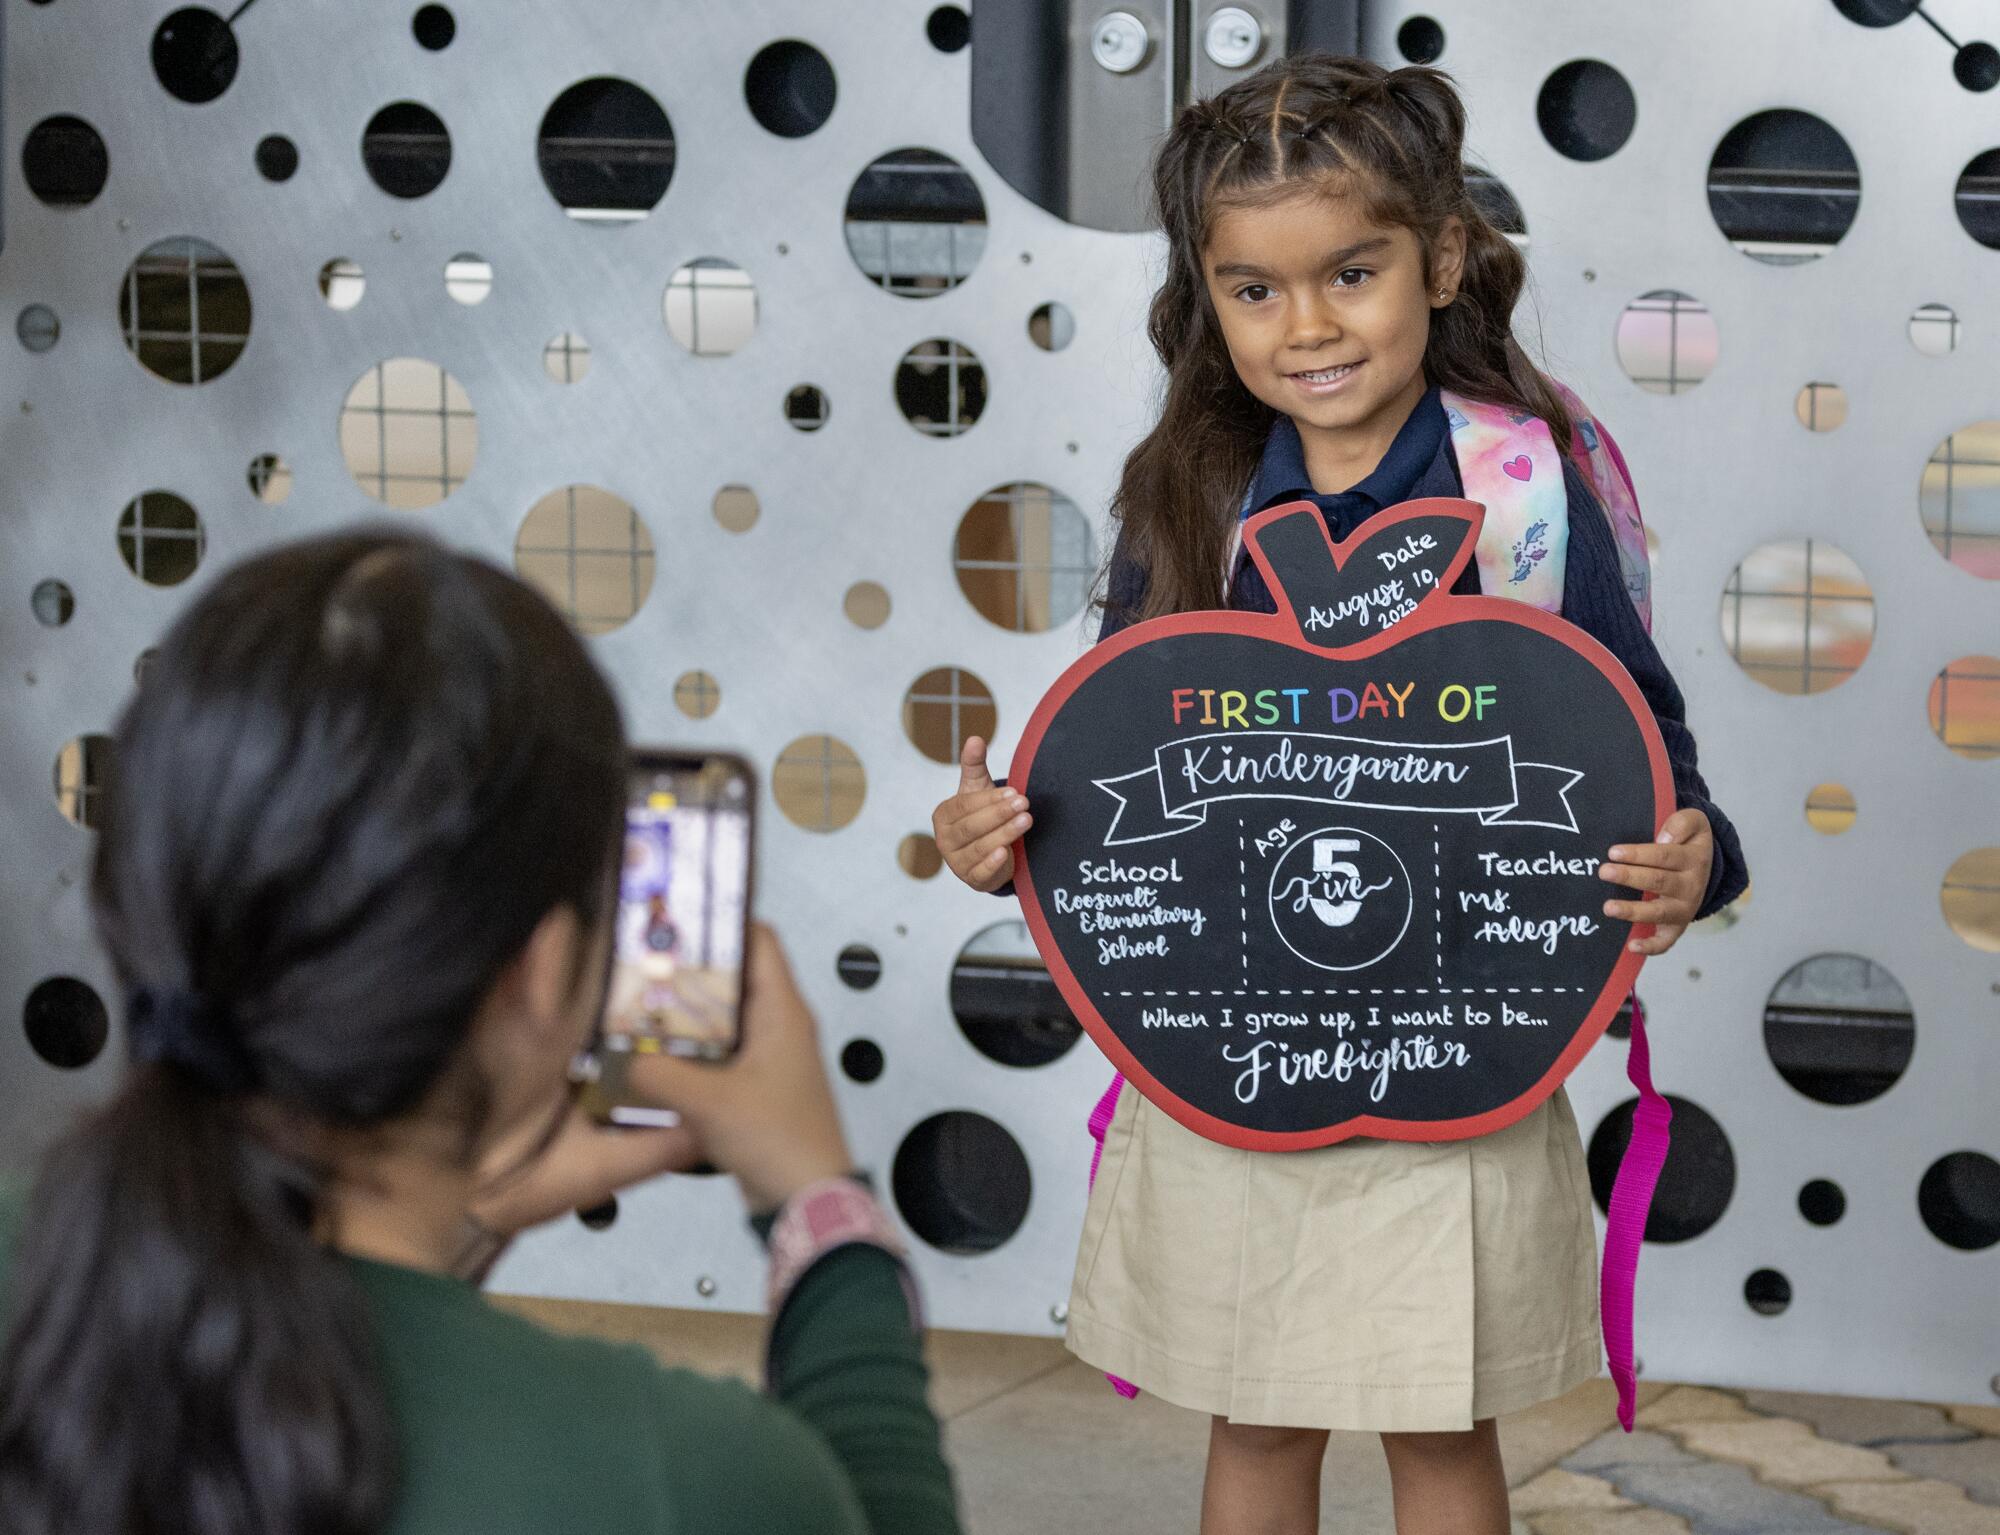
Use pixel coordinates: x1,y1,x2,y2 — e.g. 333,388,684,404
931,736,1032,893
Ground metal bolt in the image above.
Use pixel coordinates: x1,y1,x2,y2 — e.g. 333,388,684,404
1990,1372,2000,1399
1582,268,1597,282
1066,441,1079,453
1090,11,1150,74
1020,251,1033,264
1050,1302,1069,1324
696,1276,717,1298
1688,968,1702,982
389,228,403,242
117,217,129,231
1634,1355,1645,1377
1204,7,1263,69
777,242,789,256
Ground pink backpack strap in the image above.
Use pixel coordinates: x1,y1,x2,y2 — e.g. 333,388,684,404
1602,995,1672,1430
1546,378,1653,633
1440,392,1568,614
1085,1074,1141,1399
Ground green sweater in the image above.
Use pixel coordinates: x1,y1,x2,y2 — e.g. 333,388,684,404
1,1194,960,1534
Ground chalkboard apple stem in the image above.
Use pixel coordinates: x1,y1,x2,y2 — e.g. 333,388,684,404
1245,498,1484,650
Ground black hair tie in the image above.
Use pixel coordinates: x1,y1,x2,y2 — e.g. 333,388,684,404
128,987,260,1094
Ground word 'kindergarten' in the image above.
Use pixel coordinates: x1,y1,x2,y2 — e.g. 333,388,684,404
1170,681,1502,730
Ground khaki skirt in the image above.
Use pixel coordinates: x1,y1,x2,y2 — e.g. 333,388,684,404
1064,1082,1602,1433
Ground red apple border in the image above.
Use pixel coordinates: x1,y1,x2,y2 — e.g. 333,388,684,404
1011,497,1674,1151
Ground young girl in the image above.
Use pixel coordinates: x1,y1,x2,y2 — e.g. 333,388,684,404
932,54,1747,1535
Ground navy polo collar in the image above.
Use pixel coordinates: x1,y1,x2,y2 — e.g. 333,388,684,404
1245,386,1448,520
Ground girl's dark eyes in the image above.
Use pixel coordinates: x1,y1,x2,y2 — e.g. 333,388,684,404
1234,269,1372,303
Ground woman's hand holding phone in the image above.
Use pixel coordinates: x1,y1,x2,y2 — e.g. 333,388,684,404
932,736,1033,893
627,924,853,1215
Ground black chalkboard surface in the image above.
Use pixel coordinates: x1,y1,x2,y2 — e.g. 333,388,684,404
1012,499,1672,1151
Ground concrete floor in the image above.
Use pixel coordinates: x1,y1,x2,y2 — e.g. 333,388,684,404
499,1294,2000,1534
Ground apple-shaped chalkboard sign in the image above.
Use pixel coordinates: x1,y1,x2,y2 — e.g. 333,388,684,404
1012,498,1672,1151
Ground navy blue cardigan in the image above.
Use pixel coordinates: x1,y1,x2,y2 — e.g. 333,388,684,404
1095,392,1749,918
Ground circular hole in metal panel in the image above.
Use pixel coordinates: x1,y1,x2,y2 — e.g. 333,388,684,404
1941,846,2000,951
1920,421,2000,580
1798,1178,1847,1226
844,148,987,298
1804,782,1855,835
892,1110,1032,1254
1920,1152,2000,1250
712,484,759,533
116,492,205,587
362,101,451,198
340,358,477,509
1763,953,1913,1106
1615,289,1717,395
897,337,986,436
1719,539,1875,695
841,1037,886,1082
256,134,299,182
24,977,109,1068
903,667,997,766
538,77,674,224
119,237,251,384
745,39,836,138
513,485,655,635
152,7,238,104
772,735,865,832
954,482,1095,633
1929,655,2000,760
664,258,757,356
673,670,721,720
1708,110,1859,264
52,734,114,829
23,115,107,207
1536,59,1635,162
542,331,591,383
951,919,1082,1068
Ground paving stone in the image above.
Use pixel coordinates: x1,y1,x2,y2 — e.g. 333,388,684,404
1879,1439,2000,1506
1602,1460,1886,1535
1743,1390,1975,1446
1513,1467,1635,1514
1502,1377,1666,1482
1672,1417,1904,1488
1530,1512,1692,1535
1818,1477,2000,1535
1639,1386,1761,1429
1564,1427,1703,1474
1950,1407,2000,1438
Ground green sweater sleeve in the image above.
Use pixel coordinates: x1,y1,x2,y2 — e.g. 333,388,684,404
762,1245,960,1534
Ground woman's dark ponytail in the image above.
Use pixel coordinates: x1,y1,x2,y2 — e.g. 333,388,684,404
0,531,626,1535
1,1070,394,1535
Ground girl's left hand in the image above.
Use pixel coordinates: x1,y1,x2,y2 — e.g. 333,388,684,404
1599,808,1714,956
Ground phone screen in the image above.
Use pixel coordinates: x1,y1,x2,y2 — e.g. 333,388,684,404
604,752,753,1063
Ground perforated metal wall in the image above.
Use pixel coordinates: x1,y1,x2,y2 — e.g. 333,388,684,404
3,0,1995,1405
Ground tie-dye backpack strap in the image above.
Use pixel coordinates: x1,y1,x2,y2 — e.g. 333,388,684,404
1545,378,1653,634
1440,391,1569,615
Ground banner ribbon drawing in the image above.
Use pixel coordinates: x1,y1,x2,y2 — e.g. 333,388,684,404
1094,731,1583,846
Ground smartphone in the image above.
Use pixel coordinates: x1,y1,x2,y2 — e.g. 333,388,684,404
593,749,754,1125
